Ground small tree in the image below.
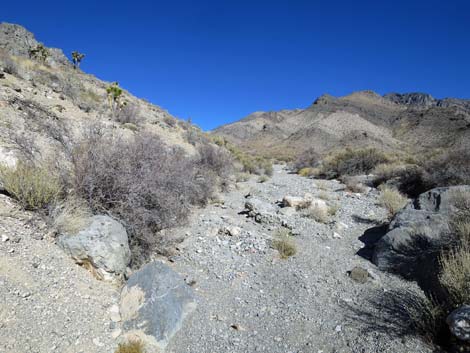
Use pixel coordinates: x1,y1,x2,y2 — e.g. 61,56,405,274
71,51,85,69
106,82,124,116
29,44,50,62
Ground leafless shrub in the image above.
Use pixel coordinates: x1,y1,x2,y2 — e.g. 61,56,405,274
423,149,470,189
71,130,216,259
196,143,233,178
6,129,38,162
293,147,320,171
115,103,142,124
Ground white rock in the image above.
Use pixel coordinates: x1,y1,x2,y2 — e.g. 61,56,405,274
1,234,9,242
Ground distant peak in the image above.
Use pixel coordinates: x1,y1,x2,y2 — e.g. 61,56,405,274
312,93,336,105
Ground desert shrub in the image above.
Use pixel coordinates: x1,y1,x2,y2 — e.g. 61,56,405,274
0,54,19,76
302,204,329,223
224,143,273,176
163,115,177,127
321,148,390,178
71,131,215,255
272,228,296,259
293,147,320,171
341,176,366,193
115,340,145,353
114,103,142,124
379,185,408,219
196,143,233,178
423,149,470,189
49,197,91,235
439,245,470,307
29,44,50,62
0,161,62,210
373,163,426,198
258,175,269,183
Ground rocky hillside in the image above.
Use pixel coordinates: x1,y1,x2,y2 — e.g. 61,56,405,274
214,90,470,160
0,22,197,165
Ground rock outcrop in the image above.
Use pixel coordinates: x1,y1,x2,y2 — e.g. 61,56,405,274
120,261,197,352
372,185,470,293
0,22,70,67
58,215,131,280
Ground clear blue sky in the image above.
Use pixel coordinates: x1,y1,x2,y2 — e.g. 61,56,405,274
3,0,470,130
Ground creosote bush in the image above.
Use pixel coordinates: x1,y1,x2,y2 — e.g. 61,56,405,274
321,147,390,178
0,161,62,210
378,185,408,219
71,130,216,257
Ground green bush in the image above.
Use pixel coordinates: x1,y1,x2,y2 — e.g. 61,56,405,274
0,161,62,210
321,148,390,178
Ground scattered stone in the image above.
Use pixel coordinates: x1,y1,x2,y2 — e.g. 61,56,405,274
1,234,9,242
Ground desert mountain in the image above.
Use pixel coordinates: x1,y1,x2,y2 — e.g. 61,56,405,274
214,90,470,160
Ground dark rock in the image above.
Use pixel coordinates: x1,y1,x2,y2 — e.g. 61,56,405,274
447,306,470,342
372,185,470,295
0,72,4,79
120,261,197,351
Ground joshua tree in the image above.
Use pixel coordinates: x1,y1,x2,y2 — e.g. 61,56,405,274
71,51,85,69
106,82,124,116
29,44,50,62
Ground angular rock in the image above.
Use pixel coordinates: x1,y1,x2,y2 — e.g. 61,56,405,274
120,261,197,351
58,215,130,279
349,266,369,284
244,197,277,223
447,306,470,342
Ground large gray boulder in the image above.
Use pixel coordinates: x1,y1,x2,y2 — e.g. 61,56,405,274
58,215,130,280
447,306,470,342
372,186,470,293
120,261,196,352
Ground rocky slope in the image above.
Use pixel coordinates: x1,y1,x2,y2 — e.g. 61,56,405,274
214,90,470,159
0,22,196,167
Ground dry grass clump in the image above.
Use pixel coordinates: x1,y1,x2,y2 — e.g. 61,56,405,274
439,245,470,307
272,228,296,259
378,185,408,219
321,147,390,178
342,177,366,193
49,197,91,235
115,339,145,353
0,161,62,210
303,204,329,223
449,190,470,246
